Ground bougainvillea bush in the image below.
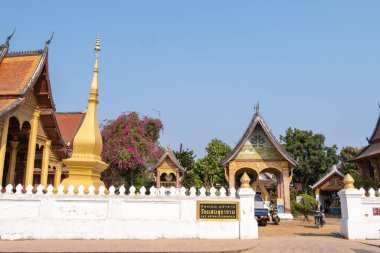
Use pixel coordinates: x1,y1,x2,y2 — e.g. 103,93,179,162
101,112,164,188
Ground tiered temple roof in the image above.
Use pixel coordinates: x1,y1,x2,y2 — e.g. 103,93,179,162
221,104,297,166
352,111,380,162
0,32,68,159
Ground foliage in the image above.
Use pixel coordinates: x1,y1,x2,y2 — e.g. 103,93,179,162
101,112,164,188
339,146,361,176
173,143,197,188
293,194,317,220
353,174,379,190
280,128,339,193
191,139,232,188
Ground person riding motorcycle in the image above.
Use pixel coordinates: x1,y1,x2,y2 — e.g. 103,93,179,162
314,201,325,227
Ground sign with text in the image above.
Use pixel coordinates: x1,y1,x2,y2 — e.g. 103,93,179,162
196,201,239,221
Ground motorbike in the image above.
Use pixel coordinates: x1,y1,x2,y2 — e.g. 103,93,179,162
314,210,325,229
269,204,280,225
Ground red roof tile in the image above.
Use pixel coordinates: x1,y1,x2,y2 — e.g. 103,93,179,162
0,55,42,95
56,113,85,146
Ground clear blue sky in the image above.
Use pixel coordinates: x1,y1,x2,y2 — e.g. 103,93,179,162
1,1,379,158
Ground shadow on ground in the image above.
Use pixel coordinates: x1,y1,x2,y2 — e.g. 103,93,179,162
295,232,343,238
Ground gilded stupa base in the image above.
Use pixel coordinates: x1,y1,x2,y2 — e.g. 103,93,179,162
61,157,108,193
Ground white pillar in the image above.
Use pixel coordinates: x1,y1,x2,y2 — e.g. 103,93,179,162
237,186,258,239
338,188,364,239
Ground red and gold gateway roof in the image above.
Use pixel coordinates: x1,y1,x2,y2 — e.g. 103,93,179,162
0,54,43,95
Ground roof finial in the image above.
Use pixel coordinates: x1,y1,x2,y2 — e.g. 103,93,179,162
254,101,260,115
45,32,54,47
94,33,101,53
5,28,16,46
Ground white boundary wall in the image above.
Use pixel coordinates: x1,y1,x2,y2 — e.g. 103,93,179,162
0,184,258,240
338,187,380,240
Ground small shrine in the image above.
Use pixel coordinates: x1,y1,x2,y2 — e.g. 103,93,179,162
152,149,185,188
351,108,380,183
311,164,344,215
222,103,297,213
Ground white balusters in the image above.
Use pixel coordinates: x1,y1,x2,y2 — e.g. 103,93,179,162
129,185,136,196
149,186,157,196
159,186,166,196
57,185,65,195
78,185,85,195
219,187,227,197
88,185,95,195
26,185,33,195
140,186,147,196
46,184,54,195
15,184,23,195
190,187,197,197
180,187,187,196
359,187,366,197
199,187,206,196
36,184,44,195
5,184,13,194
229,187,236,197
67,185,75,195
119,185,126,195
209,187,216,197
169,186,176,196
368,188,376,197
98,185,106,195
109,185,116,195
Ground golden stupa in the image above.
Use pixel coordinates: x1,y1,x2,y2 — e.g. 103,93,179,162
61,35,109,191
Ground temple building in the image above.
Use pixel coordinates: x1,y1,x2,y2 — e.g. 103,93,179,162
351,109,380,183
311,164,344,215
0,32,99,191
152,149,185,188
0,32,70,189
221,104,296,213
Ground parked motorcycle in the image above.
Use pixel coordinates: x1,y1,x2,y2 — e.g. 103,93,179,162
269,204,280,225
314,210,325,229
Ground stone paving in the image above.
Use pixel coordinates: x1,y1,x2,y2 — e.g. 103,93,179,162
0,218,379,253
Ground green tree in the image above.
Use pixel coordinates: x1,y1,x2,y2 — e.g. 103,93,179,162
191,139,231,188
280,128,339,193
339,146,361,176
293,194,317,220
173,143,197,188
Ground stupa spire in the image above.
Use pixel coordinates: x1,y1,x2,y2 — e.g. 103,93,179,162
61,34,108,192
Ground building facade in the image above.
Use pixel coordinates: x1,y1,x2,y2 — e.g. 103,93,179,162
153,149,185,188
0,33,87,190
222,106,296,213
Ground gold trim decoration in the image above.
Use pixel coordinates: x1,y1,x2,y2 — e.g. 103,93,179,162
343,174,355,189
240,172,251,188
196,200,240,222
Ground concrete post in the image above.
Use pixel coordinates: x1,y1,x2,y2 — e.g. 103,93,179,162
338,174,364,239
25,110,40,186
237,172,258,239
0,116,10,185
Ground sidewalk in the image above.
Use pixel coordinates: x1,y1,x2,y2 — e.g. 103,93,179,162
0,239,258,253
0,237,379,253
